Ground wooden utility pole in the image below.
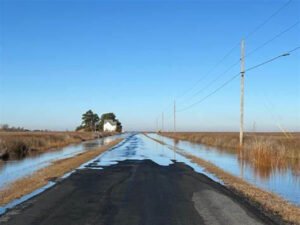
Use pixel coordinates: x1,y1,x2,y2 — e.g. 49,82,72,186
174,100,176,134
240,39,245,146
162,112,164,132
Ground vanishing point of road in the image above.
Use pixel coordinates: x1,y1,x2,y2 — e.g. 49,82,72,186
0,134,277,225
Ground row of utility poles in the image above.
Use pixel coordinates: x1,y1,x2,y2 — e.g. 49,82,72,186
158,40,246,146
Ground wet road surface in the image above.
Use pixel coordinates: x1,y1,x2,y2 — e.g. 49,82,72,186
0,134,277,225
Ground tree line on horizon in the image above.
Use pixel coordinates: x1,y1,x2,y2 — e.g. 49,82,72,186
76,110,122,132
0,124,30,132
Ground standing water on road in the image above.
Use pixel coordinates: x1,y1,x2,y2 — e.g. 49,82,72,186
0,134,123,190
81,134,220,182
147,133,300,206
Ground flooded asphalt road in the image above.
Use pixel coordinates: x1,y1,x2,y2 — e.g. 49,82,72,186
0,134,277,225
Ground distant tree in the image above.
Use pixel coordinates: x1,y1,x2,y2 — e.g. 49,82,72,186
1,124,9,130
101,113,116,121
77,111,122,132
97,113,116,131
81,110,100,131
116,120,123,132
97,113,122,132
0,124,28,132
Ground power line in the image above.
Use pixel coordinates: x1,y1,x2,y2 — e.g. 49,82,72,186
166,46,299,129
287,46,300,54
159,0,294,123
185,61,240,102
178,20,299,105
174,0,293,103
176,73,240,112
245,50,294,72
176,47,299,112
175,43,239,102
244,0,293,40
246,21,299,57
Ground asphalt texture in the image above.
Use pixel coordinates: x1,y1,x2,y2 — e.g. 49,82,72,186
0,159,276,225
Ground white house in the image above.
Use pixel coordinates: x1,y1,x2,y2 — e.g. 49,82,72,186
103,120,117,132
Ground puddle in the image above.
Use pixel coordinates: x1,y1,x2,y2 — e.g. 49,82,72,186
81,134,221,182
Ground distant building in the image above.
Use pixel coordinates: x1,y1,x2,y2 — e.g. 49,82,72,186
103,120,117,132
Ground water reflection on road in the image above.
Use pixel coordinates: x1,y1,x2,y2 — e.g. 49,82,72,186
82,133,219,182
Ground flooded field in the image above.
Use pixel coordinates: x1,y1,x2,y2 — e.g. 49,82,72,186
148,133,300,206
0,135,123,190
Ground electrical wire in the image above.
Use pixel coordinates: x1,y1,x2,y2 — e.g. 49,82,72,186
185,61,240,102
158,0,295,122
184,21,299,103
175,43,239,102
176,73,240,112
174,0,293,103
244,0,293,40
246,21,299,58
176,46,300,112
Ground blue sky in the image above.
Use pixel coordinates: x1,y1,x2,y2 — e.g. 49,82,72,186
0,0,299,131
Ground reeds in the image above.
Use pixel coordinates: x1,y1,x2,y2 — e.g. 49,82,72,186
161,132,300,176
0,131,114,160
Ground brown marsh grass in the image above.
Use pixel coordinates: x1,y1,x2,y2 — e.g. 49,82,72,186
0,138,123,206
0,131,115,160
161,132,300,177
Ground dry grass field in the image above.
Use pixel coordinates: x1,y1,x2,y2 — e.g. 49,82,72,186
161,132,300,175
0,131,115,160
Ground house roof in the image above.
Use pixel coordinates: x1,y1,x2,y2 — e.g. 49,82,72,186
104,119,117,126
